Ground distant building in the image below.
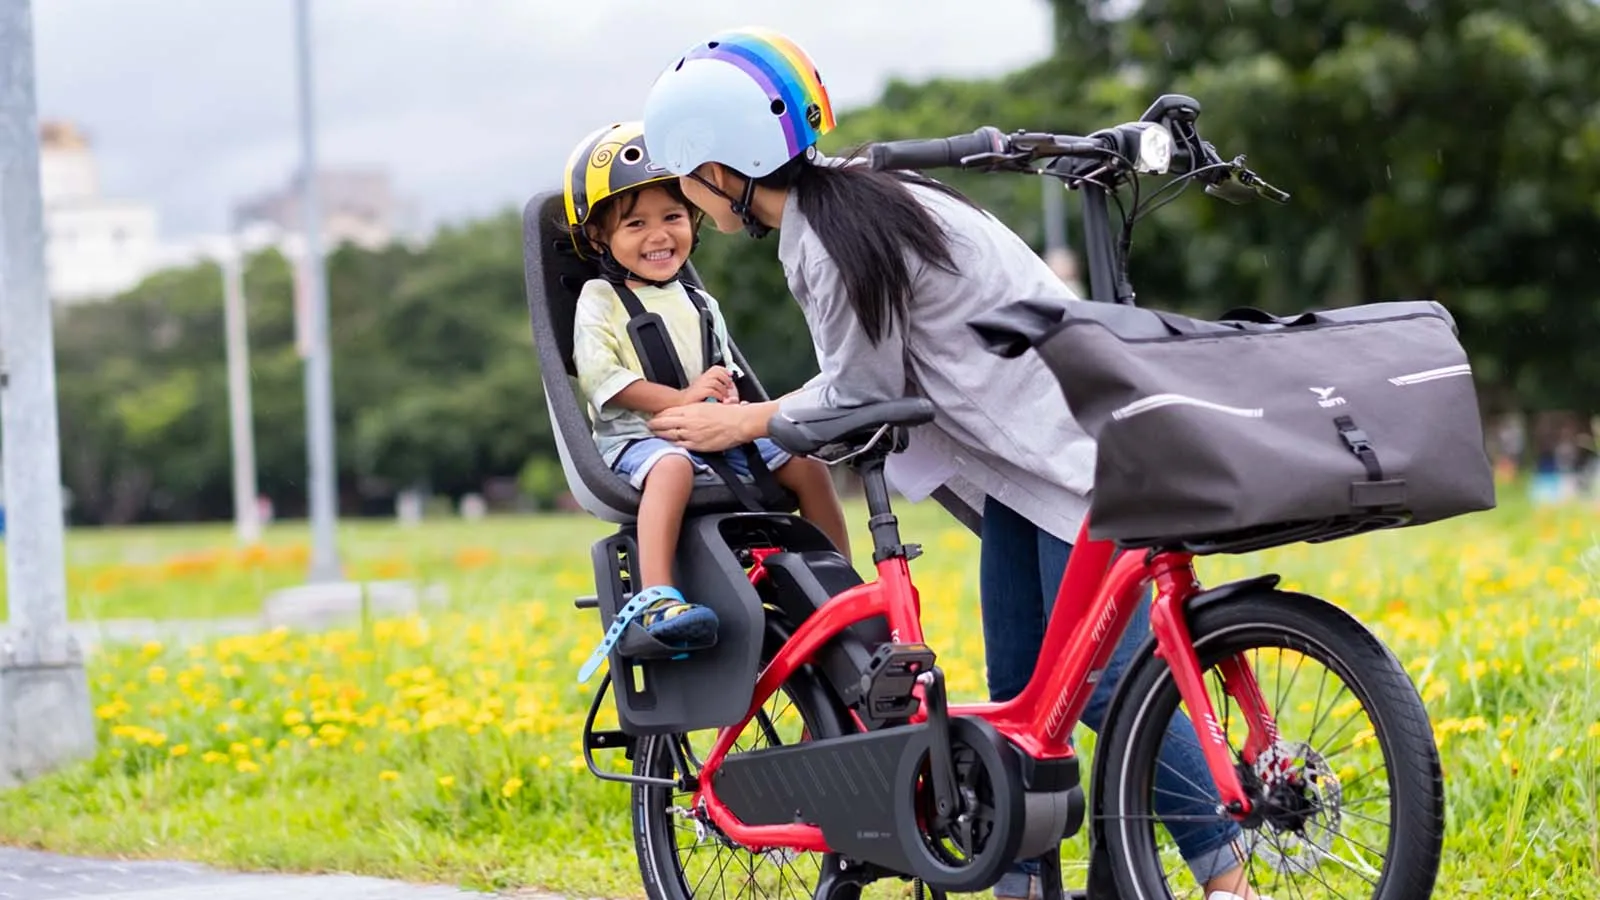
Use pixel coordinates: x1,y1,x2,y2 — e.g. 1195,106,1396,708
231,167,414,251
38,120,161,305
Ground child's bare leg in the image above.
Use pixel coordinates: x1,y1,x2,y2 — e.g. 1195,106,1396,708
636,454,694,586
776,457,852,563
633,454,718,647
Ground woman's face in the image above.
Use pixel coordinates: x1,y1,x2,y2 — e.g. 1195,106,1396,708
680,165,745,235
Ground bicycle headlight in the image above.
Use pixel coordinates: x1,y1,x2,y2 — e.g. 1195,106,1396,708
1134,122,1173,175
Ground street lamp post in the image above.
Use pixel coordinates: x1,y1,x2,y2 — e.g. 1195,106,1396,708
220,240,261,545
293,0,341,582
0,0,95,786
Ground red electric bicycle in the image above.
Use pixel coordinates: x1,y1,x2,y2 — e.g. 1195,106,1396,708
537,95,1448,900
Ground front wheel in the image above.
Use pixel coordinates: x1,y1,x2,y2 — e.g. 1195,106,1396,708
1099,591,1444,900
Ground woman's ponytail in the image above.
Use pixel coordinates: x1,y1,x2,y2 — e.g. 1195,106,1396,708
757,157,979,346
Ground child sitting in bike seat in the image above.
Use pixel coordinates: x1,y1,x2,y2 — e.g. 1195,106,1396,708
564,121,851,682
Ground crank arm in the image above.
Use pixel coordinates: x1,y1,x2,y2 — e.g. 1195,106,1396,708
918,667,961,828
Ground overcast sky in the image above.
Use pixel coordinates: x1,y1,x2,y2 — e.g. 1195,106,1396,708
31,0,1054,241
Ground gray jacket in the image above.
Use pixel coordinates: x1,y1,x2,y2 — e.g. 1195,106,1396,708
775,179,1098,544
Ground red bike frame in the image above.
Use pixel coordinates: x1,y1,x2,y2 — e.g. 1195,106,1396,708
696,516,1281,854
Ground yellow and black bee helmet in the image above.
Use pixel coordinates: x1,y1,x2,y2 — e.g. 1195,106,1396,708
563,121,680,259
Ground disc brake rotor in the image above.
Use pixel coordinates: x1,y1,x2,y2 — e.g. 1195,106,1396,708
1241,740,1343,875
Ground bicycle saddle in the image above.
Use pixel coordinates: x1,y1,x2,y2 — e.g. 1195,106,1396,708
769,398,936,457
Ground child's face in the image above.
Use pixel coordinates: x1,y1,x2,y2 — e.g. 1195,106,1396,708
597,186,694,283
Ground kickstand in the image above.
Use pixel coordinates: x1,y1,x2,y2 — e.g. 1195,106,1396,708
1039,846,1075,900
1040,843,1101,900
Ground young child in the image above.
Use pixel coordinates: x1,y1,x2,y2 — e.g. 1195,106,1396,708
564,121,851,681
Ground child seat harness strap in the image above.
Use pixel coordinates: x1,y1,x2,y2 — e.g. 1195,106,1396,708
610,280,788,513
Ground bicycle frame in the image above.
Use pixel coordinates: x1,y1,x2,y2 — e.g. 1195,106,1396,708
691,511,1280,855
682,157,1283,857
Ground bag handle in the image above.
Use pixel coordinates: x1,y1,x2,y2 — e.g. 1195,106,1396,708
1219,306,1322,327
1151,309,1207,336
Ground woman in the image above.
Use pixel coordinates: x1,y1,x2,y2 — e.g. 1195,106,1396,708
641,26,1264,900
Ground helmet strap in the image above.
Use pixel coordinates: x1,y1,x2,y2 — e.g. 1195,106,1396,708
730,178,771,240
689,171,771,240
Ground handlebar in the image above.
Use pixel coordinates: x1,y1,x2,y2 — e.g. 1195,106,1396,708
864,126,1011,171
855,94,1289,306
860,94,1289,205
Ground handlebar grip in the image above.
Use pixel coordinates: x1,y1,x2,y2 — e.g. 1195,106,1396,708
865,127,1007,171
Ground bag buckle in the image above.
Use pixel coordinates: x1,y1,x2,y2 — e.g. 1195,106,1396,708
1339,426,1373,455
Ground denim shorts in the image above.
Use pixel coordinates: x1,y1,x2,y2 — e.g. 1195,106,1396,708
612,436,792,489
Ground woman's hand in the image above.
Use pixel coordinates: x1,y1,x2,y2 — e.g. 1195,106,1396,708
651,400,775,452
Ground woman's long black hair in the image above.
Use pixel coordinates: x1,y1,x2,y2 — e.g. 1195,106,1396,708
755,154,982,346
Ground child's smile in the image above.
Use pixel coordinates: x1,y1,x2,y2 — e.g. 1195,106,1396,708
604,186,693,283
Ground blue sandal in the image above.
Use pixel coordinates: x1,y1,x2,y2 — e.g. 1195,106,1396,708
577,586,720,682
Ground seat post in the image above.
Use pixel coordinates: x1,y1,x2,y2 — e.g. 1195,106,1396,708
857,454,918,564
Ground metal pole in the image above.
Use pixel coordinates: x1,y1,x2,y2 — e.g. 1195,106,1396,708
221,244,261,545
294,0,340,582
0,0,95,786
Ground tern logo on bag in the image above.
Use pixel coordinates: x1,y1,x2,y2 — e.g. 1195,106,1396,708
1310,386,1346,408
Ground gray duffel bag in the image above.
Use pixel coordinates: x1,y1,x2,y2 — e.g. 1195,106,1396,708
969,297,1498,555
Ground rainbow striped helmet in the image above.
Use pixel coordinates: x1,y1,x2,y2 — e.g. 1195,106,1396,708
643,26,837,179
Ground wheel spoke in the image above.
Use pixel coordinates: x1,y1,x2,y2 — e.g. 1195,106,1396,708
1096,600,1434,900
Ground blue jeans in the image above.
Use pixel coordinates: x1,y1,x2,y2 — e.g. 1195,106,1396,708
978,497,1242,893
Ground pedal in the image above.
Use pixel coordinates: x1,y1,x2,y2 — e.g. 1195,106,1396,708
860,642,936,719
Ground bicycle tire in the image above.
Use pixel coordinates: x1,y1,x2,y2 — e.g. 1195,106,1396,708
632,613,859,900
1099,589,1444,900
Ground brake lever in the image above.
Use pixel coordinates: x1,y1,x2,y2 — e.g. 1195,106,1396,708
1240,169,1290,204
1202,177,1258,205
1202,155,1290,205
960,151,1035,172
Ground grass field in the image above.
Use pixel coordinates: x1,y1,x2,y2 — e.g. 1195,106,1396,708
0,494,1595,898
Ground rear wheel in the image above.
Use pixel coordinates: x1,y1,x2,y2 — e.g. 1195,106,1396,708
632,615,859,900
1099,591,1444,900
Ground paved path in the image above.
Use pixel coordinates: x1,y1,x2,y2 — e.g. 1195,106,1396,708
64,579,451,657
66,617,264,656
0,847,567,899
